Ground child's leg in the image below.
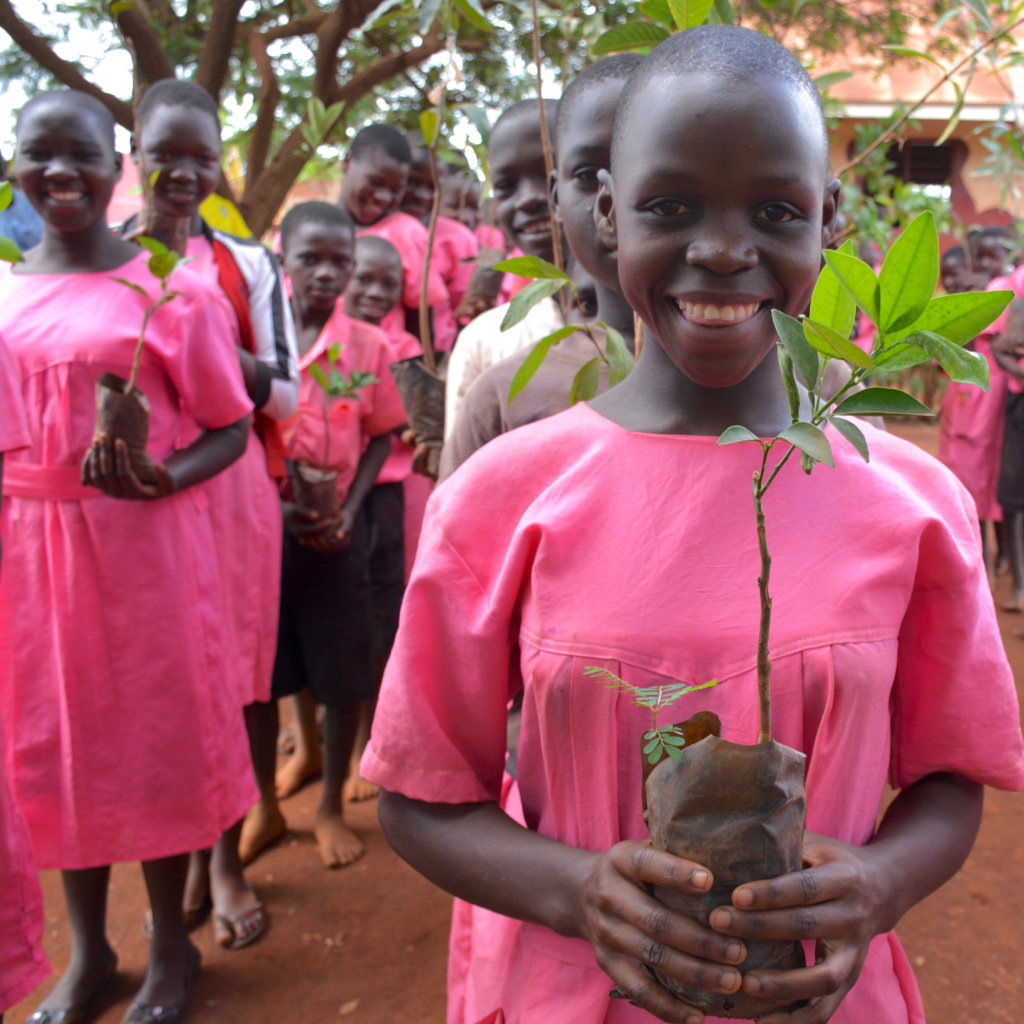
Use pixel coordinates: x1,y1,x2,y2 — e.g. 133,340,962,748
31,866,115,1015
345,696,379,802
239,699,286,865
182,849,212,923
276,690,322,798
314,703,365,868
209,817,266,950
1004,510,1024,609
132,854,198,1012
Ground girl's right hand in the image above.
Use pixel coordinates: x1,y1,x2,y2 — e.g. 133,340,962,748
80,435,171,500
577,841,746,1022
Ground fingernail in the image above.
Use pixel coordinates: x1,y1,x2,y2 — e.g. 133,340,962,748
710,908,731,929
733,887,754,908
726,941,744,963
691,869,709,889
745,975,762,995
685,1016,702,1024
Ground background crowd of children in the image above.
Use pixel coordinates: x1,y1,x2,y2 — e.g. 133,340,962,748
1,24,1023,1024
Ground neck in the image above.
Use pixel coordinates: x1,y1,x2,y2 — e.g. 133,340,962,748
590,338,793,437
290,296,334,355
22,221,136,274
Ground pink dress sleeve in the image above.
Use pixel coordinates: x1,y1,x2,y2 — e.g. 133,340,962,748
0,331,28,454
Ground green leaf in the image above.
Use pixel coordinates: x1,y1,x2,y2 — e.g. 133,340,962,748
665,744,684,759
643,736,661,754
148,251,178,279
877,212,938,333
802,317,874,369
109,276,150,298
639,0,674,26
0,236,24,263
778,346,801,422
603,325,633,384
772,310,820,389
872,342,930,372
134,235,168,257
0,181,11,213
508,326,576,404
823,249,880,324
829,415,870,462
417,0,444,33
328,341,342,363
778,422,835,466
880,45,942,66
668,0,713,30
646,748,662,765
500,278,564,331
593,21,670,55
110,0,134,12
717,424,759,445
814,71,854,91
889,290,1013,347
420,109,440,148
710,0,733,22
902,330,990,390
662,734,687,746
452,0,491,31
307,363,329,391
570,357,601,404
493,255,570,281
810,260,857,342
833,387,936,417
935,81,964,147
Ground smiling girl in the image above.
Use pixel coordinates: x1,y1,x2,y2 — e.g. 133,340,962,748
362,29,1024,1024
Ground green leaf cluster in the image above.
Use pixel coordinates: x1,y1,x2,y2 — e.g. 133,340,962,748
0,181,24,264
308,342,378,401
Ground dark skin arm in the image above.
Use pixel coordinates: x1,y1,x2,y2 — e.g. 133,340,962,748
81,418,249,500
237,347,260,401
379,771,982,1024
285,432,391,553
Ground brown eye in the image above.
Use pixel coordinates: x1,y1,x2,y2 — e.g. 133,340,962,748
757,204,796,223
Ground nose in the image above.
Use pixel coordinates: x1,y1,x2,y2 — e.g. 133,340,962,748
43,154,75,178
685,215,757,274
514,178,548,214
314,262,339,283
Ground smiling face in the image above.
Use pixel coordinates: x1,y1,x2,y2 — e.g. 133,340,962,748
941,252,971,294
340,146,409,226
599,71,837,389
400,147,435,224
489,113,554,260
553,77,623,292
974,235,1009,283
134,103,222,220
281,220,355,317
14,98,121,235
343,240,403,326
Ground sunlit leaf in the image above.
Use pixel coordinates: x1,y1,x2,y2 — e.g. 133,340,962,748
593,21,671,55
500,278,564,331
570,357,601,404
603,324,633,383
773,310,820,389
935,82,965,147
877,212,938,332
888,289,1013,347
134,235,168,256
493,255,570,281
717,424,759,445
308,363,329,390
110,0,134,13
420,109,440,148
829,415,870,462
823,249,880,323
833,387,936,417
902,330,990,389
507,325,577,404
872,342,929,371
777,422,834,466
667,0,713,30
639,0,674,27
802,317,874,369
0,236,23,263
148,251,178,279
880,45,942,66
810,258,857,342
814,71,854,91
0,181,11,213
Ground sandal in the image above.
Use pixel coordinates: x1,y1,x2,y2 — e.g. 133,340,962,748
123,943,200,1024
213,901,267,950
27,948,117,1024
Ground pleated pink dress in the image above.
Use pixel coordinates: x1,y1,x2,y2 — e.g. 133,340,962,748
363,403,1024,1024
0,330,49,1012
0,255,258,869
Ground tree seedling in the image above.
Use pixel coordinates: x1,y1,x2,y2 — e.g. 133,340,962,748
306,341,377,473
0,182,24,264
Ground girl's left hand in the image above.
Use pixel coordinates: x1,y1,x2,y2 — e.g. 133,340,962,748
81,434,171,500
707,832,887,1024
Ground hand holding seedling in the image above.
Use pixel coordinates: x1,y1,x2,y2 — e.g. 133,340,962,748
80,433,171,499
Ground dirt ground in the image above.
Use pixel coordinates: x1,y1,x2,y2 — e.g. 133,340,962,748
8,420,1024,1024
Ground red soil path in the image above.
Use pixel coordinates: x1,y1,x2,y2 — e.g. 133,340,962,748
8,420,1022,1024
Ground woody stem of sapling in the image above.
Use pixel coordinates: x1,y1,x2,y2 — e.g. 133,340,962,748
321,392,331,473
126,286,174,394
418,143,441,375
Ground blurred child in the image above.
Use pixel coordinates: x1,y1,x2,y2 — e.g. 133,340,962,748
940,245,973,294
250,201,405,869
363,28,1023,1024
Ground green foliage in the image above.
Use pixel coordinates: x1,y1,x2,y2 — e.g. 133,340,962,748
306,340,378,470
300,98,346,158
0,182,24,264
583,666,719,762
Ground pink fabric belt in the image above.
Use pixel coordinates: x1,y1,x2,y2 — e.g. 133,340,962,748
3,462,99,500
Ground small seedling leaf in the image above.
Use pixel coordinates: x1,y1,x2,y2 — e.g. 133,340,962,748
667,0,713,30
646,749,662,765
603,324,633,383
718,424,759,445
822,249,880,324
802,317,874,369
593,21,671,54
308,363,329,391
877,212,939,333
810,256,857,342
773,310,820,389
0,236,24,263
643,736,661,754
148,251,178,279
662,734,688,746
109,277,150,298
508,326,576,404
328,341,342,363
420,109,440,147
833,387,936,417
0,182,11,213
829,415,871,462
665,745,684,759
777,346,801,422
492,255,570,281
500,279,564,331
134,235,167,257
890,289,1013,347
570,357,601,404
935,81,965,147
814,71,854,90
778,422,835,466
902,330,991,389
872,342,929,371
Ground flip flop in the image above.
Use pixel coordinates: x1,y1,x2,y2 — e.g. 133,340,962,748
213,901,267,951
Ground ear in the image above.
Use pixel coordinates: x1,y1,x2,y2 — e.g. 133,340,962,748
549,168,561,224
821,178,841,248
129,133,140,166
113,151,123,183
594,168,617,253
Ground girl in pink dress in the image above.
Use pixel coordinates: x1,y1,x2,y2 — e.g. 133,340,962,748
0,90,255,1024
362,29,1024,1024
0,331,50,1020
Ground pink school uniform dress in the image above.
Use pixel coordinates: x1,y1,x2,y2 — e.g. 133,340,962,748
0,330,50,1013
0,256,258,869
357,211,448,346
363,403,1024,1024
183,232,298,705
938,273,1014,521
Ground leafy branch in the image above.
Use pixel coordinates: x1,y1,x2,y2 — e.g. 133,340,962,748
307,341,377,472
0,183,24,265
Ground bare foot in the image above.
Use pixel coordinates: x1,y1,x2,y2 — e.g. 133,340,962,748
314,812,365,869
239,798,286,866
344,773,380,803
276,725,297,756
275,749,322,799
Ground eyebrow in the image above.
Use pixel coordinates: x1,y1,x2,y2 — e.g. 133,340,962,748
638,167,811,189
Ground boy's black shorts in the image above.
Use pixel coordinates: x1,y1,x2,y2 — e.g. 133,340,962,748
271,510,376,710
364,481,406,660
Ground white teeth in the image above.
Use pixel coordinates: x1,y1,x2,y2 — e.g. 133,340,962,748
49,191,84,202
520,221,550,234
675,300,760,323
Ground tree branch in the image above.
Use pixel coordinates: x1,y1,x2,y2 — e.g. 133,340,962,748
0,0,133,125
244,24,281,193
114,0,176,90
195,0,247,98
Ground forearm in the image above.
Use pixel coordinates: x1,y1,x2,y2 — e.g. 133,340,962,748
163,417,249,492
377,791,596,938
866,771,983,932
340,433,390,517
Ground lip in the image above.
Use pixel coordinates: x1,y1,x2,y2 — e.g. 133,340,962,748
45,188,85,203
515,216,551,238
